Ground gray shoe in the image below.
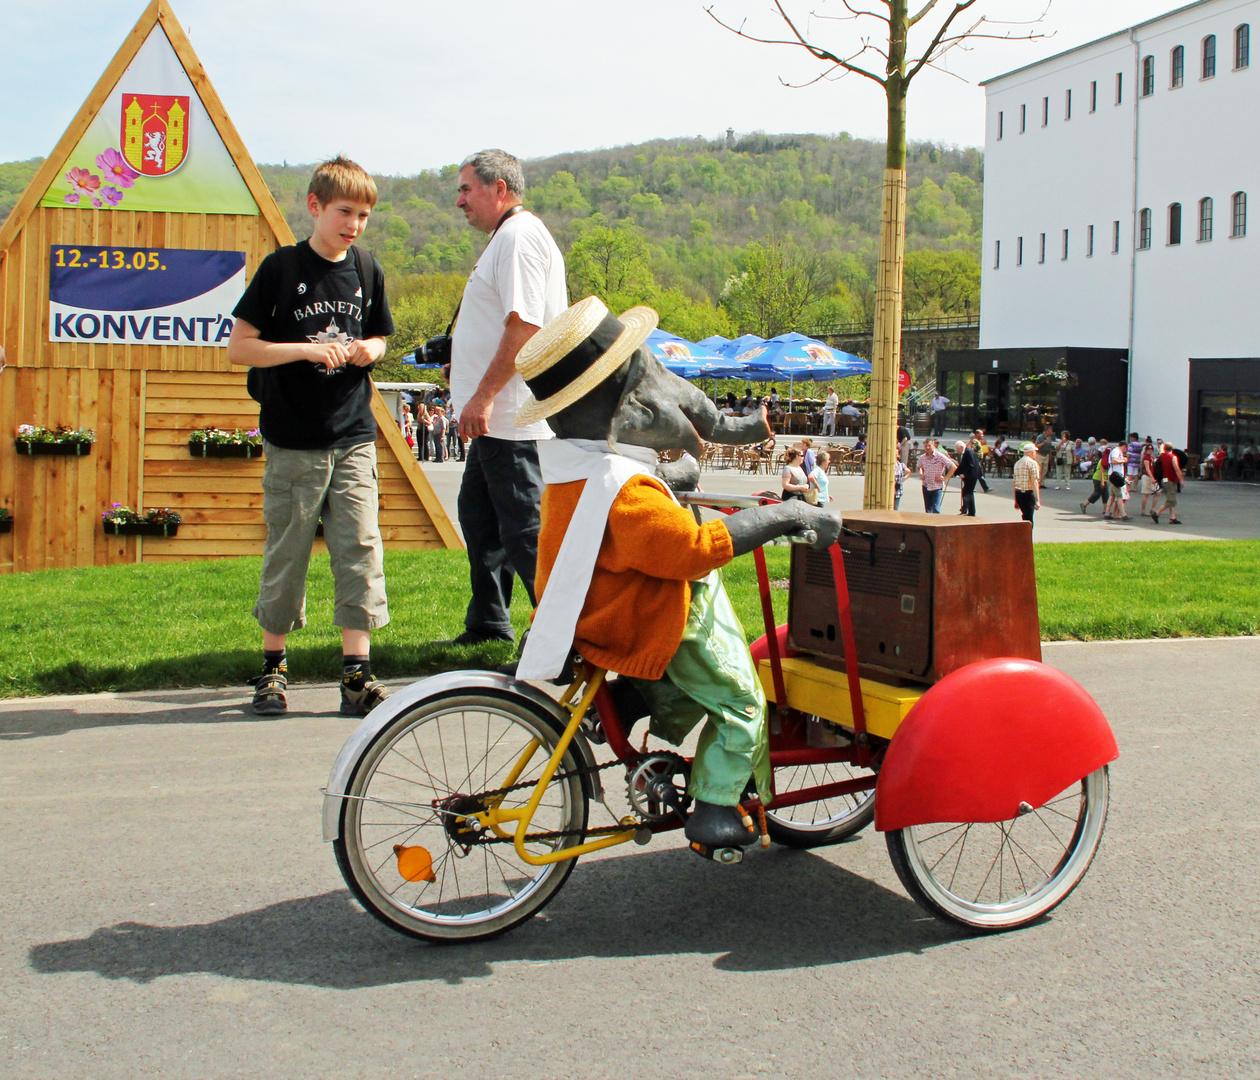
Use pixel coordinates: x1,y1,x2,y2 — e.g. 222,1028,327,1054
252,670,287,716
340,677,389,717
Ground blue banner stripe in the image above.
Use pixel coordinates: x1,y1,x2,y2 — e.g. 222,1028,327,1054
49,246,246,312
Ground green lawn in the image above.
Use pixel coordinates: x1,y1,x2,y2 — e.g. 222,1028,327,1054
0,540,1256,698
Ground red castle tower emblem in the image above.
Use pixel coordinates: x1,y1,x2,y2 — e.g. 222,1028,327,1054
120,94,190,176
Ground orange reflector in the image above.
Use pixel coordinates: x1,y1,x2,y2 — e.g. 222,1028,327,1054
393,844,436,882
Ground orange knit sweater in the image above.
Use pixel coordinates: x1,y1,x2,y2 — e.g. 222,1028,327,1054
535,474,734,680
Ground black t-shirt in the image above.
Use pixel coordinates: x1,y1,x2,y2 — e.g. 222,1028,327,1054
233,241,394,450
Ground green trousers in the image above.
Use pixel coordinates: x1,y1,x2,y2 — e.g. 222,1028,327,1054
629,574,772,806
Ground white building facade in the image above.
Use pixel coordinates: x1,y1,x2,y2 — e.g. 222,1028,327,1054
979,0,1259,453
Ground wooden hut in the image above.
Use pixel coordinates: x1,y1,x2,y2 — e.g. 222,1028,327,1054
0,0,460,573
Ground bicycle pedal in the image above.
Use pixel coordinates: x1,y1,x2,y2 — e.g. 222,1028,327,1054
689,842,744,865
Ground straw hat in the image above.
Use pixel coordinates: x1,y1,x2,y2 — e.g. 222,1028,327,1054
515,296,658,426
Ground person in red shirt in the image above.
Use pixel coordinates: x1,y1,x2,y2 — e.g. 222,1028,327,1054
1150,443,1185,524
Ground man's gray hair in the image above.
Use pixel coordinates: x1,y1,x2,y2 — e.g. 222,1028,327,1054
460,149,524,198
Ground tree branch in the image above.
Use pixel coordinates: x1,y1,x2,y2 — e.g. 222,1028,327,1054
908,0,941,28
905,0,980,83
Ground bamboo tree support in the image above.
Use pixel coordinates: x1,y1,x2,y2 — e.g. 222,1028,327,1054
865,167,907,510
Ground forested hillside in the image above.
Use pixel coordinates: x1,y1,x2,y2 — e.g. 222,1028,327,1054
2,132,984,381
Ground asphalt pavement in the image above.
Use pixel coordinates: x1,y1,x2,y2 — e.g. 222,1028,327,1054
2,637,1258,1079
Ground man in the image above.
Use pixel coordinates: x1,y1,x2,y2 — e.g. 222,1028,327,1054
916,438,957,513
447,149,568,645
930,390,950,437
1150,442,1185,524
1034,424,1055,484
821,386,839,436
954,439,982,516
1013,441,1041,526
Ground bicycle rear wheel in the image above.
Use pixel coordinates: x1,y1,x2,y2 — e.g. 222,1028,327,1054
334,691,588,943
885,766,1110,931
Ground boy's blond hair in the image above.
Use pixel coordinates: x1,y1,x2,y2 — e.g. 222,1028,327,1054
308,156,378,207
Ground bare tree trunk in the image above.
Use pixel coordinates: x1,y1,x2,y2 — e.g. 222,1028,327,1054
863,1,909,510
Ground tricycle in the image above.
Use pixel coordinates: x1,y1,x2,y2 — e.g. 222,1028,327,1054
322,494,1118,944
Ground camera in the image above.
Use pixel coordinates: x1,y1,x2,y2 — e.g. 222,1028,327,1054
419,334,452,367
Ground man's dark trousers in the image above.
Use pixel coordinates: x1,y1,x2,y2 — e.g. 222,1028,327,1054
960,478,977,516
457,435,542,639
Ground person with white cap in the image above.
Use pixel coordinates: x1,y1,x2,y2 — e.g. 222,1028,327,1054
1013,441,1042,526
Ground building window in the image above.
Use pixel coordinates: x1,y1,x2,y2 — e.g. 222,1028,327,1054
997,111,1004,139
1061,229,1069,260
1142,55,1155,95
1116,71,1124,103
1090,80,1098,111
1113,220,1121,253
1039,233,1046,263
1203,35,1217,78
1168,202,1182,245
1020,103,1027,133
1237,24,1251,69
1138,209,1152,249
994,240,1001,269
1065,88,1072,119
1087,224,1095,257
1017,236,1024,265
1172,45,1185,86
1233,191,1248,237
1042,96,1049,126
1199,197,1214,241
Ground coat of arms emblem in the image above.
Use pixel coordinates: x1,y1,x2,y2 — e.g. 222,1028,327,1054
120,94,190,176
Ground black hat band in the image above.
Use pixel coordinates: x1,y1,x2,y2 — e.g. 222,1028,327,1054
524,311,625,402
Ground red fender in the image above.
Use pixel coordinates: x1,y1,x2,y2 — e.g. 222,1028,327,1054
874,658,1119,832
749,622,804,664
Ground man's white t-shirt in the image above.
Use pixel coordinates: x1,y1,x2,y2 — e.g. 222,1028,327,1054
823,392,839,414
451,211,567,441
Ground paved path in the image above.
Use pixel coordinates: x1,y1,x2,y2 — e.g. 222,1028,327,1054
3,638,1258,1078
415,454,1260,545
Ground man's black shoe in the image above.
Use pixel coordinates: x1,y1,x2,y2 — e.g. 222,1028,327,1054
437,629,514,647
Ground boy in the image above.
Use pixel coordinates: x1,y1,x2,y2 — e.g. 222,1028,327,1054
228,157,394,717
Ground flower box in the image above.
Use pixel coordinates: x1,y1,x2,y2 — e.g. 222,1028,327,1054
15,440,92,456
102,520,180,537
187,440,263,459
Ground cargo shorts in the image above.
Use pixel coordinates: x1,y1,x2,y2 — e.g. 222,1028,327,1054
253,440,389,635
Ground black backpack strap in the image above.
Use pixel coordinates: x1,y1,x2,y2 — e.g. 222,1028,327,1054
350,245,376,323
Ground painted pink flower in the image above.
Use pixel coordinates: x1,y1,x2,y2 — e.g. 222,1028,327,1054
96,148,139,189
64,167,101,203
100,186,123,207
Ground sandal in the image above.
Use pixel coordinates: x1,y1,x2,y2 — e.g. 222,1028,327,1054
340,677,389,717
252,670,287,716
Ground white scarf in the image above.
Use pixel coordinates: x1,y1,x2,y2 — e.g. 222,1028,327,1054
516,439,662,680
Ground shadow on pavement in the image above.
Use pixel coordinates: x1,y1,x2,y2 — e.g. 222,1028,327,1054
29,846,963,986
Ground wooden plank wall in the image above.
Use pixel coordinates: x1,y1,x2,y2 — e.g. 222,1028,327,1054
141,371,444,563
1,206,274,374
0,367,144,572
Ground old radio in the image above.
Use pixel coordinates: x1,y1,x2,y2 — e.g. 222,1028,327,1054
787,511,1041,685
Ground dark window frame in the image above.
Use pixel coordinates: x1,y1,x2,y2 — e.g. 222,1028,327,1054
997,110,1004,139
1039,233,1046,263
1172,44,1185,86
1203,34,1217,78
1138,208,1152,250
1116,71,1124,103
1087,224,1095,257
1017,236,1024,265
1237,24,1251,69
1232,191,1248,237
1113,220,1121,253
1142,55,1155,96
1090,80,1098,111
1168,202,1183,246
1199,197,1214,242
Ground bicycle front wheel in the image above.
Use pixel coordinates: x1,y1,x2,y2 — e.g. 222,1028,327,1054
885,766,1110,931
334,692,588,943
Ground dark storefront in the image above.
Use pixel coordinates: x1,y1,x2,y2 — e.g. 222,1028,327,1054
936,347,1129,441
1188,359,1260,475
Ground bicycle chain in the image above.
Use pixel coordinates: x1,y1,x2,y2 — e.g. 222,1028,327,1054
447,756,648,846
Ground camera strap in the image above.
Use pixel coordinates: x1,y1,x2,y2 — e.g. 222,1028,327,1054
443,205,525,335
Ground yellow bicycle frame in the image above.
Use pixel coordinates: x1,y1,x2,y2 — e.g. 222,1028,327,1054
472,668,636,866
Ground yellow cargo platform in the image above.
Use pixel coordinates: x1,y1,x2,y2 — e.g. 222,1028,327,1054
757,657,924,740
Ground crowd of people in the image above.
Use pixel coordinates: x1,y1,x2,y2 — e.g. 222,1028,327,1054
398,389,465,463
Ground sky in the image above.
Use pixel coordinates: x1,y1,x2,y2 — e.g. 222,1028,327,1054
3,0,1184,175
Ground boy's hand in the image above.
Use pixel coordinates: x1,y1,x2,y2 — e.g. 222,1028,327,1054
308,341,351,369
345,339,379,367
